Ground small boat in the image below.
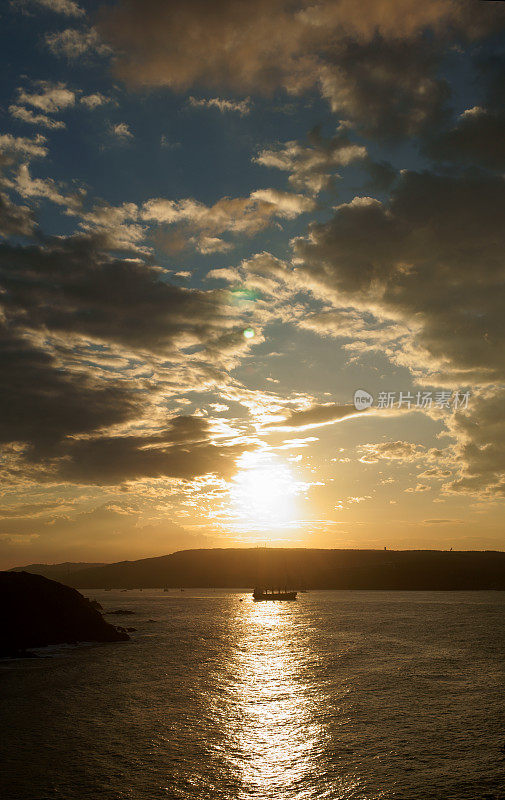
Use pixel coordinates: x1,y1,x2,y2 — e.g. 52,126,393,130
253,587,297,601
163,588,169,592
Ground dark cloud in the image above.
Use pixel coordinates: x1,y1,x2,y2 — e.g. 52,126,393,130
97,0,505,139
446,391,505,497
320,36,451,139
98,0,313,92
0,327,248,480
425,108,505,169
0,231,248,483
0,192,36,238
0,322,142,454
424,44,505,168
51,416,248,484
290,163,505,495
0,236,229,354
293,169,505,383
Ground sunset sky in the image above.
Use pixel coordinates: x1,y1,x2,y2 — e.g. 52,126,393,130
1,0,505,567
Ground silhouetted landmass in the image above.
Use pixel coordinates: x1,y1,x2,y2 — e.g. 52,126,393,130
0,571,129,657
9,562,107,579
14,548,505,591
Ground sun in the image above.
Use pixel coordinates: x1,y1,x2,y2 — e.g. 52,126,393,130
229,451,300,531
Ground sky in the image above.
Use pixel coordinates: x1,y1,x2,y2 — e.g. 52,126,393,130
1,0,505,567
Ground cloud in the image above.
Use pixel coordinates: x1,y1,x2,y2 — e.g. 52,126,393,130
296,308,402,348
9,105,66,129
270,402,358,431
0,192,36,238
79,201,145,250
359,441,426,463
0,322,142,455
96,0,505,138
0,502,59,519
0,234,235,356
249,188,314,217
188,96,251,115
111,122,134,140
142,188,315,253
418,467,452,479
0,133,48,162
12,0,84,17
318,36,451,139
255,127,366,194
16,82,76,113
197,236,233,254
0,137,51,236
425,106,505,170
45,27,112,58
8,81,75,130
97,0,314,92
444,390,505,497
80,93,111,109
292,169,505,384
51,416,248,484
205,252,302,325
0,226,254,481
7,163,84,211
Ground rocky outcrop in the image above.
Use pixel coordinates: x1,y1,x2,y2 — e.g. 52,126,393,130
104,609,135,615
0,571,129,657
87,598,103,611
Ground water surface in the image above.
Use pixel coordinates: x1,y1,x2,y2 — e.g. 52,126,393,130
1,590,505,799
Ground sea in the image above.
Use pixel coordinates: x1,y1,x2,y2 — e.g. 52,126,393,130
1,590,505,800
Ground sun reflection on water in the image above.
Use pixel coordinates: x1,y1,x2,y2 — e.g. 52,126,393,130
218,599,331,799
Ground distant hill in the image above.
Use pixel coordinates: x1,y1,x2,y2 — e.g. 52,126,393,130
23,548,505,591
10,562,108,581
0,571,128,657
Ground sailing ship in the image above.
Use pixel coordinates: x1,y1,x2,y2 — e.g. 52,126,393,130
252,587,297,601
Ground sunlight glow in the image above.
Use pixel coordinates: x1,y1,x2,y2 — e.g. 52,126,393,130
229,452,300,531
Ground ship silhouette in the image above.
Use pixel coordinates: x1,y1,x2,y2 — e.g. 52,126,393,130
252,587,297,601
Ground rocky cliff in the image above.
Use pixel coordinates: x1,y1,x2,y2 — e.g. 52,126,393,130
0,571,129,657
